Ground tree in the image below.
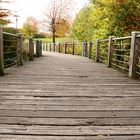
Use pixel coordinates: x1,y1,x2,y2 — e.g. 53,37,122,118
55,19,70,37
22,16,39,37
71,5,95,41
107,0,140,36
42,0,71,43
71,0,140,41
0,0,11,26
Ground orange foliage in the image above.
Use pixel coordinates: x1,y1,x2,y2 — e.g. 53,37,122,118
115,0,127,4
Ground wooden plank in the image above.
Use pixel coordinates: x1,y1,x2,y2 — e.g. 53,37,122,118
1,95,140,100
0,117,139,126
0,104,140,111
0,98,140,106
0,125,140,135
0,135,139,140
0,91,140,97
0,90,139,98
0,110,139,118
0,52,140,139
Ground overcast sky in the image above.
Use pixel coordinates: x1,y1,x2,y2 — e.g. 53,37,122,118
8,0,88,28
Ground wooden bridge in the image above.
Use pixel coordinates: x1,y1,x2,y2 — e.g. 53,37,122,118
0,29,140,139
0,52,140,139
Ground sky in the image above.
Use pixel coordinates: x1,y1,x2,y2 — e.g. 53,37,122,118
7,0,88,28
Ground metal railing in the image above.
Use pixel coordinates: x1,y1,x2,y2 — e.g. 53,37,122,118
96,39,109,63
0,28,43,76
3,32,18,68
46,42,94,58
96,32,140,79
44,31,140,79
112,36,131,73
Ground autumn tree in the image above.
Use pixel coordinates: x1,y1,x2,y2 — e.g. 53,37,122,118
42,0,71,43
0,0,11,26
71,0,140,41
55,19,70,37
22,16,39,37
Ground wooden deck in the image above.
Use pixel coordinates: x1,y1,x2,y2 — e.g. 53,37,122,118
0,52,140,140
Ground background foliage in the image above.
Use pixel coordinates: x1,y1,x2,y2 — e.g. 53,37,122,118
71,0,140,41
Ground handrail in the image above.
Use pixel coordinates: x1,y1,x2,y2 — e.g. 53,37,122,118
3,32,18,37
113,36,131,40
99,39,109,42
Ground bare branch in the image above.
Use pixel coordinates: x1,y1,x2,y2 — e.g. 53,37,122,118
41,0,72,43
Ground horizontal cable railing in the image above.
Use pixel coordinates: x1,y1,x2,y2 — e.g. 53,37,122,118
47,42,82,55
112,36,131,73
96,32,140,79
0,28,43,76
3,32,18,68
44,31,140,79
46,42,94,58
96,39,108,64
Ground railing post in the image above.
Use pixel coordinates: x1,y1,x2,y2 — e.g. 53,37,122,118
88,41,93,59
58,43,61,53
129,32,140,78
42,43,46,51
36,40,40,57
39,41,42,56
53,43,55,52
17,33,23,66
49,43,51,52
0,28,4,76
29,37,34,61
82,41,88,57
46,43,48,51
95,39,100,62
108,36,113,67
72,42,75,55
64,42,67,54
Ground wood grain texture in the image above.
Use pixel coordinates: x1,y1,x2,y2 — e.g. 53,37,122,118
1,52,140,139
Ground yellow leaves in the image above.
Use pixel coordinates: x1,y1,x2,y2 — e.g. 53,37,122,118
55,19,70,37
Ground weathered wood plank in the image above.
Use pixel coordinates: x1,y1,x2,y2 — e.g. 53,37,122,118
0,110,139,118
0,104,140,110
0,125,140,135
0,98,140,106
0,135,139,140
0,117,139,126
1,96,140,100
0,52,140,138
0,90,140,97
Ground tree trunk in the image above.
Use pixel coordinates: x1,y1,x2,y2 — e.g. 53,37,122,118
52,31,55,44
52,31,56,52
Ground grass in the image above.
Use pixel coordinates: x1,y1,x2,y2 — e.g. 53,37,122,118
36,37,66,43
